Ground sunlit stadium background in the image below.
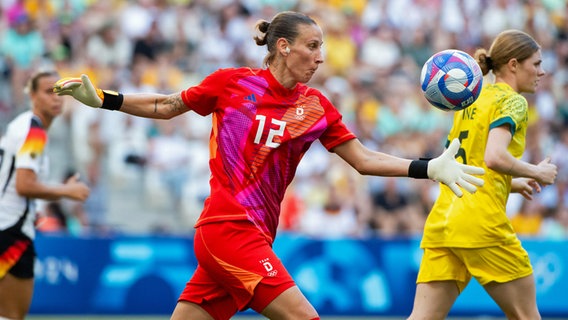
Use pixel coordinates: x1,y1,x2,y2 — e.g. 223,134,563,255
1,0,567,319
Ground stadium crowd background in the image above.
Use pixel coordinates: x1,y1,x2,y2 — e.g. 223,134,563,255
0,0,567,239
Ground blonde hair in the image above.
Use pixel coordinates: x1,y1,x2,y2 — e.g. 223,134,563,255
24,70,59,95
474,30,540,76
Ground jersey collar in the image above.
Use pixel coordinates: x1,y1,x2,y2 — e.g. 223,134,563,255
262,68,299,98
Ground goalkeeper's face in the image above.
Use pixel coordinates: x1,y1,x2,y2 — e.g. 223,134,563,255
31,75,64,118
285,23,324,84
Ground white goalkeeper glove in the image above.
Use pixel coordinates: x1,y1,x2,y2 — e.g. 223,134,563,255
53,74,123,110
427,138,485,197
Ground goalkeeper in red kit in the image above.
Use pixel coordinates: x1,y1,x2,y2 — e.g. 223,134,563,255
54,11,484,320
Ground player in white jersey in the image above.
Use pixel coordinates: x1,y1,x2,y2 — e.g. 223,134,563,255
0,71,90,320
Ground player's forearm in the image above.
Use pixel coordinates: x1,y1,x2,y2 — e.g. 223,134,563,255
358,152,412,177
120,93,187,119
16,181,67,201
16,178,89,201
486,152,533,178
54,76,191,119
334,139,412,177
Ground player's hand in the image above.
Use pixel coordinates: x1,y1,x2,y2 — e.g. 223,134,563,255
512,177,540,200
428,138,485,197
53,74,103,108
63,173,90,201
535,157,557,186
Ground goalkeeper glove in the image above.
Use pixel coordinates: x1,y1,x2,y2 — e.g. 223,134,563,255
409,138,485,197
53,74,123,110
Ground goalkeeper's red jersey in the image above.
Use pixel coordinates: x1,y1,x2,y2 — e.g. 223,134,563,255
180,67,355,243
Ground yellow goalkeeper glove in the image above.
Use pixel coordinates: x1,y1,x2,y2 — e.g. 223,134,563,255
53,74,123,110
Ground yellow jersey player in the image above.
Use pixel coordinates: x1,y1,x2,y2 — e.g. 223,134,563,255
409,30,558,320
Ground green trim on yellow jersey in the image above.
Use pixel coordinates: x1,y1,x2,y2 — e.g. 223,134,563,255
490,116,516,135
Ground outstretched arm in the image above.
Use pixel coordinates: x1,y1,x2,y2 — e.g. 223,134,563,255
119,93,188,119
333,138,485,197
16,169,90,202
53,74,189,119
333,138,412,177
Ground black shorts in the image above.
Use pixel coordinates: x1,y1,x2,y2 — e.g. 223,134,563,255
0,229,35,279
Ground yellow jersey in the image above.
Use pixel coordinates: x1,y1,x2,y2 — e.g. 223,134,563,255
421,82,528,248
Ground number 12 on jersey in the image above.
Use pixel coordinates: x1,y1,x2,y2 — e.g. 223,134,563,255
254,115,286,148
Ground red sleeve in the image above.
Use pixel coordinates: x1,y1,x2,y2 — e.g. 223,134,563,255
180,68,237,116
315,90,357,151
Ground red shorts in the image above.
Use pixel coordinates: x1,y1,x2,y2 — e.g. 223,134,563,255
179,220,295,320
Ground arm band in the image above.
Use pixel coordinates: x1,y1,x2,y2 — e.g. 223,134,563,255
408,159,429,179
101,90,123,111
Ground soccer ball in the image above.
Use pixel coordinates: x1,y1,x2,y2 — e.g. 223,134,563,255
420,49,483,111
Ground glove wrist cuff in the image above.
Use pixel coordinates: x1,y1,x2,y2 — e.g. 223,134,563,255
409,159,430,179
101,90,123,110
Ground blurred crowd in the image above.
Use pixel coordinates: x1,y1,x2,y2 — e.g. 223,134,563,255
1,0,567,239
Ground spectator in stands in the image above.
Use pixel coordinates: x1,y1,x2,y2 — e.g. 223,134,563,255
511,198,545,237
1,10,45,110
369,177,418,237
85,20,132,70
146,119,192,221
36,201,68,234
